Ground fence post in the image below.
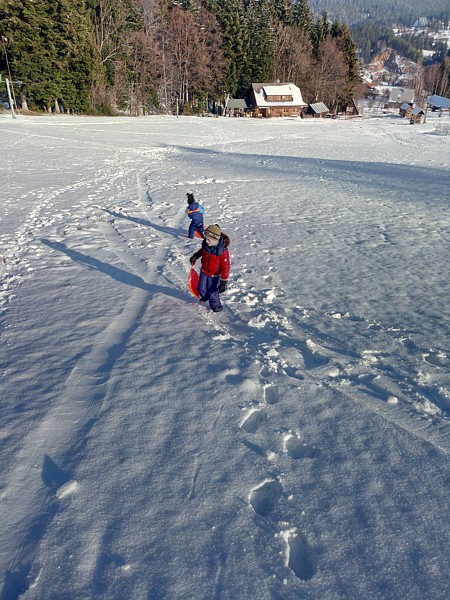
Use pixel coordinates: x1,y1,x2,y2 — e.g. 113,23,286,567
1,75,16,119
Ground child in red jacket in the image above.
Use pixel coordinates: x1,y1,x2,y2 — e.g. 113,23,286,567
190,224,230,313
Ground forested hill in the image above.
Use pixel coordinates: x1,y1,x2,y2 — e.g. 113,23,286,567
308,0,450,26
0,0,361,115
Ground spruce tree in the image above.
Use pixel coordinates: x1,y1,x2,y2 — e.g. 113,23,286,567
293,0,312,34
245,0,274,87
334,22,360,102
0,0,96,112
272,0,294,26
211,0,249,96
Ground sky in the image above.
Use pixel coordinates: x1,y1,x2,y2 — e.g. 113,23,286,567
0,110,449,600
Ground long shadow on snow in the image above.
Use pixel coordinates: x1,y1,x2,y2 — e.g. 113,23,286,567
2,242,191,598
169,144,449,204
1,454,85,600
101,208,185,239
41,239,188,303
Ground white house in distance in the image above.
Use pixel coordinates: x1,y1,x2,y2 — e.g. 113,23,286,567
386,87,414,107
249,83,307,118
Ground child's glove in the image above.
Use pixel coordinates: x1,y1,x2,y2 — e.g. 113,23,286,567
218,280,227,294
190,255,197,265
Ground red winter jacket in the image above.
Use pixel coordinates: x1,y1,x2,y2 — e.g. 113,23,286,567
194,233,230,280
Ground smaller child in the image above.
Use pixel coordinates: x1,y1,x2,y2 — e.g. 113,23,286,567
185,192,205,239
190,224,230,313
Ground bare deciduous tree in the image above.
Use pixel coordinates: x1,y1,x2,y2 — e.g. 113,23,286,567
311,37,347,107
163,6,224,110
423,58,449,98
270,23,315,101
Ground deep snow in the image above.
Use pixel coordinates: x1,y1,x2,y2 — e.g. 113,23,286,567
0,111,449,600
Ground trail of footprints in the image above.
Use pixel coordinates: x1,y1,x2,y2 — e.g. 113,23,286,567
98,187,447,583
241,383,316,581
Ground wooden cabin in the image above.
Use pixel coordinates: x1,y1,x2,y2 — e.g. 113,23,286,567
399,102,414,118
426,94,450,112
409,107,424,124
335,98,361,116
225,99,251,117
248,83,307,118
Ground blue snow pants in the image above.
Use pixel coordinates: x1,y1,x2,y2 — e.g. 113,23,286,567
188,220,204,238
198,271,221,311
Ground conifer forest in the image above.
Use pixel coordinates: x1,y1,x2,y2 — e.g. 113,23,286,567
0,0,361,114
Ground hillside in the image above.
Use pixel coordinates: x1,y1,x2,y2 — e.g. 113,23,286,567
1,113,449,600
363,48,420,86
308,0,450,26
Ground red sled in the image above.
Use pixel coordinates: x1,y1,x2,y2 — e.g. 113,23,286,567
194,230,203,239
188,267,200,298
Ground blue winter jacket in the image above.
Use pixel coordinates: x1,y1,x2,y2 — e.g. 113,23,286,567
185,202,204,224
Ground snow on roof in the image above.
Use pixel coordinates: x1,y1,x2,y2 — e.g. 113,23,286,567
252,83,307,107
426,94,450,109
388,88,414,103
309,102,329,113
263,84,293,97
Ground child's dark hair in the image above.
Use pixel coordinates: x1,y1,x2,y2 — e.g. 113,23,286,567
187,192,195,204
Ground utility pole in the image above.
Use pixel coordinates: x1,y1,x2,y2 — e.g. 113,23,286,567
1,36,18,112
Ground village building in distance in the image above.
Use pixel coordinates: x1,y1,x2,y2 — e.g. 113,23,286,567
225,83,360,119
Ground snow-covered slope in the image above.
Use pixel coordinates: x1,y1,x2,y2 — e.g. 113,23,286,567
1,112,449,599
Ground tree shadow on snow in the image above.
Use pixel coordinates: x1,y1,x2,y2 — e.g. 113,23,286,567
170,144,449,205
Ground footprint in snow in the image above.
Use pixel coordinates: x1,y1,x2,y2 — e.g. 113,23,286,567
281,529,315,580
249,479,282,516
301,339,330,369
423,351,448,368
264,384,279,405
284,434,318,460
241,408,266,434
56,480,79,500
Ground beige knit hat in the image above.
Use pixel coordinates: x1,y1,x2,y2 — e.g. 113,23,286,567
205,224,221,240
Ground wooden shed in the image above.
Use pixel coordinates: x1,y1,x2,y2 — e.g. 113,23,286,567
306,102,329,118
334,98,361,116
225,99,250,117
409,107,424,124
399,102,413,118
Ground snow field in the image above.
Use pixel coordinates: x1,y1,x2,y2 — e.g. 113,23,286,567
0,113,449,599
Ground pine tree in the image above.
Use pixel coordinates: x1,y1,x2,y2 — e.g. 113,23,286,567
211,0,249,96
54,0,97,112
311,11,330,57
0,0,96,112
293,0,312,34
333,22,360,102
1,1,53,109
245,0,274,87
272,0,294,26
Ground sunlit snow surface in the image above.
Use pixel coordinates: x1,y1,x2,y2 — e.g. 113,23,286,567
1,112,449,599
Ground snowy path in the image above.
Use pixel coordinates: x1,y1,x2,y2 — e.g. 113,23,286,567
0,115,449,599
